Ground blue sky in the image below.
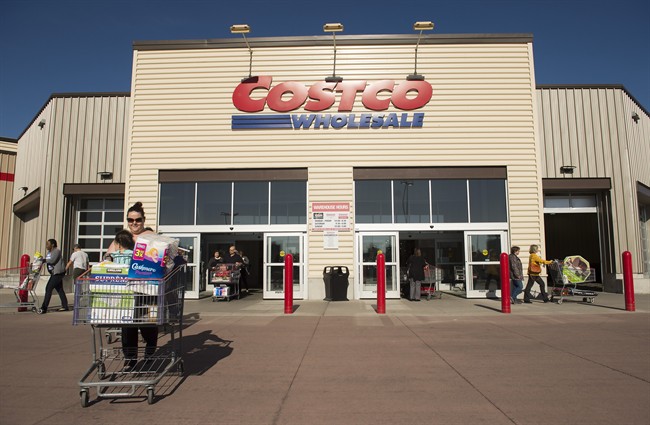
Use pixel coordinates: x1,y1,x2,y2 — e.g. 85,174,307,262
1,0,649,139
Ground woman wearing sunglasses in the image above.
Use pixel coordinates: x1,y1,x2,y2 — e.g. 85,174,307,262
106,202,158,371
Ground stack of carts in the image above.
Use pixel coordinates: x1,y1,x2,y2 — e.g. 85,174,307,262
421,265,443,300
547,255,599,304
0,261,45,312
73,265,186,407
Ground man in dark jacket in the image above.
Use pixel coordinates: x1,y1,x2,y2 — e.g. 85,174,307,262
38,239,69,314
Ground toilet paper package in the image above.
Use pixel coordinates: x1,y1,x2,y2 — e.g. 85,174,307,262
128,233,179,279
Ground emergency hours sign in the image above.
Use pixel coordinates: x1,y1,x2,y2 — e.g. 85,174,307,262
311,202,350,231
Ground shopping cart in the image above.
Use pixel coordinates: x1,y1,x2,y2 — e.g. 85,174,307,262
0,262,44,312
421,265,443,300
547,256,599,304
211,263,240,302
73,265,186,407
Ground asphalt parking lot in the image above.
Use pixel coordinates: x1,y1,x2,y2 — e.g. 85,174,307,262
0,292,648,425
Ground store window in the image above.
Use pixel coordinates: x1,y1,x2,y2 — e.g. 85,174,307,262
355,180,392,223
469,180,507,223
159,180,307,226
197,182,232,225
431,179,468,223
234,181,269,224
76,199,124,263
160,182,195,225
394,180,429,223
271,181,307,224
356,178,507,224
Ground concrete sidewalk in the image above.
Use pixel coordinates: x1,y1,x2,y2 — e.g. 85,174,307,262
0,292,649,424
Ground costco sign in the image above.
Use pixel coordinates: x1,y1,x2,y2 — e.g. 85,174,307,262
231,76,432,130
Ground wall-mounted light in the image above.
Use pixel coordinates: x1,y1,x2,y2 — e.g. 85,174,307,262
38,119,46,129
19,186,28,196
560,165,575,175
407,21,434,81
230,24,255,82
323,23,344,83
632,112,640,123
98,171,113,180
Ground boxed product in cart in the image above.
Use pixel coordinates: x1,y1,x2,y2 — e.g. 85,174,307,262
89,284,135,323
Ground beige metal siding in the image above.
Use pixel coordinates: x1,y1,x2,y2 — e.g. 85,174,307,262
0,141,17,269
11,95,130,266
537,87,650,273
129,39,540,282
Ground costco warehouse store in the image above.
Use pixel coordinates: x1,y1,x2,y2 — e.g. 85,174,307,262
5,31,650,300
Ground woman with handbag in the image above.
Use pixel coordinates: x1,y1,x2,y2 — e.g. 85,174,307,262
523,244,553,303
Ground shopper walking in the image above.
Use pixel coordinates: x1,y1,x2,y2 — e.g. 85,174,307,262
406,248,427,301
66,243,89,280
38,239,69,314
523,244,552,303
509,246,524,304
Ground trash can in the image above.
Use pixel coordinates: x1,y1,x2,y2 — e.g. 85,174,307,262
323,266,349,301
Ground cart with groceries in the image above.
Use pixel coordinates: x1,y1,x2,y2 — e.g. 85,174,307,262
0,254,45,312
73,234,186,407
211,263,240,302
421,265,443,300
548,255,599,304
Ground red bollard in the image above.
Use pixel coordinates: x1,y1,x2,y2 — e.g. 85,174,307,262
284,253,294,314
500,252,511,314
18,254,30,312
376,253,386,314
622,251,635,312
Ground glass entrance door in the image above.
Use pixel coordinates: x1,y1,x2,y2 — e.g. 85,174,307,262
263,233,305,299
357,233,400,299
464,231,507,298
162,233,200,299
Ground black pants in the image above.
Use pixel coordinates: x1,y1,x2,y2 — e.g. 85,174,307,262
524,275,549,302
122,326,159,365
40,273,68,312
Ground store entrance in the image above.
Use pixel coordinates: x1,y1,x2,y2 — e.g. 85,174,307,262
399,231,465,297
544,213,602,289
201,233,263,296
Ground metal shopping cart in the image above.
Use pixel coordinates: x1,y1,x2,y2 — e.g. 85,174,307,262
73,265,186,407
0,262,45,312
211,263,240,302
548,256,599,304
421,265,443,300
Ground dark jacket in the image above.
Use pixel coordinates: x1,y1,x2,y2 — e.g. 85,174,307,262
509,253,523,280
406,255,427,281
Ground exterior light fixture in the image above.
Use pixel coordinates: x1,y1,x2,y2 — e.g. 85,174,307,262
38,119,46,129
407,21,434,81
323,23,344,83
19,186,28,196
560,166,575,175
632,112,640,123
98,171,113,180
230,24,255,82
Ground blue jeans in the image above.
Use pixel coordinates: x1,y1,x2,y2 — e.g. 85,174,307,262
511,279,523,301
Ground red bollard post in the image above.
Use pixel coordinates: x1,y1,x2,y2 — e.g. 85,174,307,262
18,254,30,312
284,253,294,314
500,252,511,314
376,253,386,314
622,251,635,312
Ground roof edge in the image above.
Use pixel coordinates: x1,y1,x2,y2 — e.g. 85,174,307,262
537,84,648,117
133,33,534,50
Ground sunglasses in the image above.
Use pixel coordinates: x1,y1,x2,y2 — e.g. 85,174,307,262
127,217,144,224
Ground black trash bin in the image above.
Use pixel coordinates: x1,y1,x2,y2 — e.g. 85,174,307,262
323,266,349,301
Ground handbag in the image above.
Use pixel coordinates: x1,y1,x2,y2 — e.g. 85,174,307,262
530,262,542,274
